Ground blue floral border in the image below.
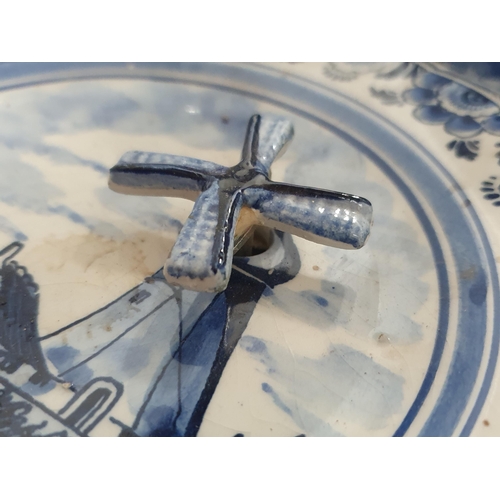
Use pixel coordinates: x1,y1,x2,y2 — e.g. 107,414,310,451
324,63,500,207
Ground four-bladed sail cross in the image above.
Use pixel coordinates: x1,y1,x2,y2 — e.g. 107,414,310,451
109,114,373,293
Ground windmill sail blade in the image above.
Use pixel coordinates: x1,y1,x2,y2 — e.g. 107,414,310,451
163,182,243,293
240,115,294,177
243,183,373,250
109,151,227,200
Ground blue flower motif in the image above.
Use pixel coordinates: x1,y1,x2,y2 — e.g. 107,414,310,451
439,83,498,117
482,115,500,135
324,62,500,160
447,139,479,161
413,71,451,91
445,116,483,139
413,104,452,123
403,69,500,139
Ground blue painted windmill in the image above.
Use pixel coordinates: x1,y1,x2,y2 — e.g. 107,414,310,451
109,114,373,293
0,115,373,436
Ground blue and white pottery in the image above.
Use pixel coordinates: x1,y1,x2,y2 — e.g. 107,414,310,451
0,62,499,437
109,114,373,293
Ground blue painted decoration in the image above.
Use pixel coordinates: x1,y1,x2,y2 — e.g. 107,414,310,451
480,176,500,207
0,62,498,437
109,114,373,293
325,63,500,163
0,233,300,436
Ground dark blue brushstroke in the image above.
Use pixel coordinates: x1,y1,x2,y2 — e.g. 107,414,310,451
261,382,292,416
0,242,51,385
0,216,28,242
47,205,86,225
313,295,328,307
242,336,267,354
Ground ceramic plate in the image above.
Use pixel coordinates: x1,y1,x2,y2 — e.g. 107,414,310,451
1,62,499,437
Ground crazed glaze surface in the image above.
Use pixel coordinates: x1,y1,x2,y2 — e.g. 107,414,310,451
0,62,499,436
109,114,372,293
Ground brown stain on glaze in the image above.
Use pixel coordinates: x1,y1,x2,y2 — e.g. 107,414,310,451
377,333,390,344
235,206,259,236
460,266,477,280
22,231,175,336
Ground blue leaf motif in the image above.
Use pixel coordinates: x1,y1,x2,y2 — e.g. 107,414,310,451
413,105,453,124
481,115,500,136
447,140,479,161
480,176,500,206
413,70,451,90
444,116,483,139
402,88,437,106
